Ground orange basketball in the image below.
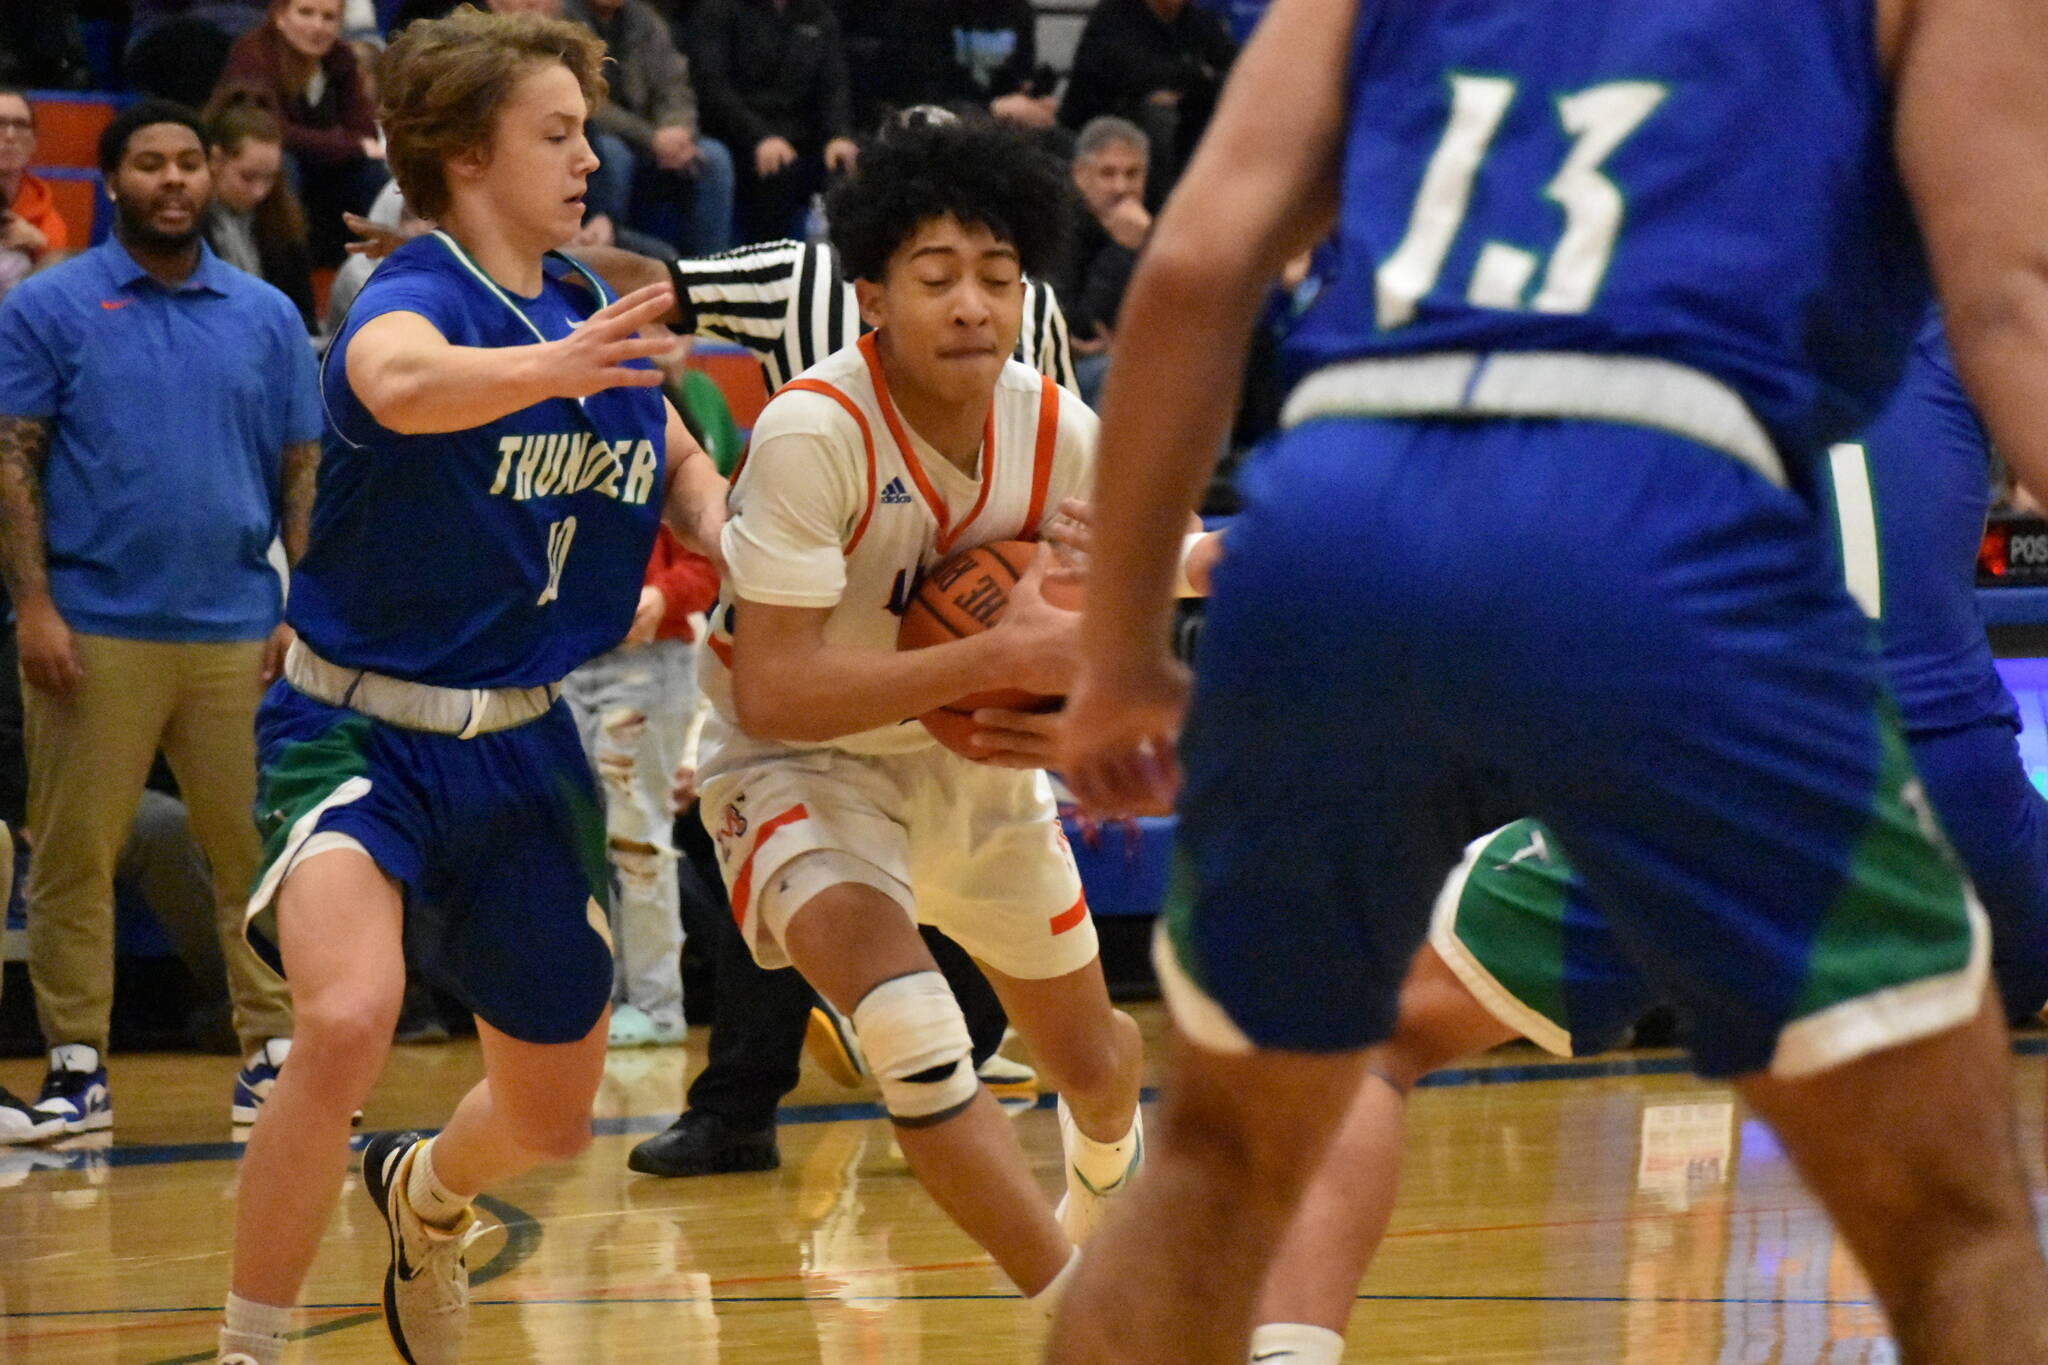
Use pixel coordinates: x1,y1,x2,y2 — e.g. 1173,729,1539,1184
897,540,1075,758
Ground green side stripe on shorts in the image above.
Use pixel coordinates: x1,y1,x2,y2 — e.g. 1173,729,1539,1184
1795,711,1975,1018
553,770,613,915
1161,843,1206,992
1451,821,1576,1030
252,711,380,885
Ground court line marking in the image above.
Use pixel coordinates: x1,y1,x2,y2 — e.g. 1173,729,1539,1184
12,1035,2040,1176
7,1289,1888,1318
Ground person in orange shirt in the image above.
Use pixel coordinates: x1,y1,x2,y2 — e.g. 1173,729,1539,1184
0,89,70,299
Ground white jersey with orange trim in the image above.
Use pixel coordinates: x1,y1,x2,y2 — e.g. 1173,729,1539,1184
698,331,1098,769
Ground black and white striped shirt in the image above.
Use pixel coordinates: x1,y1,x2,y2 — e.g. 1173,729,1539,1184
664,239,1077,395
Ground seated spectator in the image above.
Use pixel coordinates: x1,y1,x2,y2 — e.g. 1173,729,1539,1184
1054,116,1149,404
203,95,319,332
125,1,269,107
567,0,736,256
881,0,1058,129
0,91,68,308
215,0,388,265
1058,0,1235,206
688,0,860,241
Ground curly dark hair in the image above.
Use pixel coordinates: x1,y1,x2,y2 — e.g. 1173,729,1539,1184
827,116,1074,283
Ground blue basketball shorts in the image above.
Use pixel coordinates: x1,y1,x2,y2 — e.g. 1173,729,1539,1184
244,681,614,1045
1157,416,1986,1079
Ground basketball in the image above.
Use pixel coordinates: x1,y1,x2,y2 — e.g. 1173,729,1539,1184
897,539,1078,757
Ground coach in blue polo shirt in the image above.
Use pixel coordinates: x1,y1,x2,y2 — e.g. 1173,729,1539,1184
0,100,315,1143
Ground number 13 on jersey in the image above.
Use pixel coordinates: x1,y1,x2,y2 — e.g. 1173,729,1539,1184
1377,75,1668,330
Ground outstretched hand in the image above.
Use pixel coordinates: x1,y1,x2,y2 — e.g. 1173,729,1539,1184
544,283,677,399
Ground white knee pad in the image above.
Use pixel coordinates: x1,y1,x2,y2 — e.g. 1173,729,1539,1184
851,971,978,1126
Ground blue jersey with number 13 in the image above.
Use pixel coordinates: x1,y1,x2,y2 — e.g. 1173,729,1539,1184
1289,0,1928,463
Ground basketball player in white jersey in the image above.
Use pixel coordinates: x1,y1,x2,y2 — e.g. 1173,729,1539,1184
695,115,1142,1309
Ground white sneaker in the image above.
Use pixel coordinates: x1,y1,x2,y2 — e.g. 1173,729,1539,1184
0,1085,44,1146
362,1131,482,1365
1054,1095,1144,1244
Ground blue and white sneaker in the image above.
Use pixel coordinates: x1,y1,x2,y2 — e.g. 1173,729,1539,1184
30,1044,111,1138
231,1038,291,1126
0,1085,44,1147
231,1038,361,1129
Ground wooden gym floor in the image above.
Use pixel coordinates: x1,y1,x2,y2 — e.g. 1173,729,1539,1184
1,1006,2042,1364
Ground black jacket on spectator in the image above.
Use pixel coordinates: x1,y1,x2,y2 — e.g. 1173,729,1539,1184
881,0,1043,111
1050,215,1137,342
687,0,853,151
1059,0,1236,149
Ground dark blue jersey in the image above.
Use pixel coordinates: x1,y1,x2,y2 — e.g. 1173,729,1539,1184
292,232,667,688
1289,0,1928,462
1832,315,2016,736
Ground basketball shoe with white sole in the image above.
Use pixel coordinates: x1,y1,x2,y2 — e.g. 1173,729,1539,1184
362,1131,483,1365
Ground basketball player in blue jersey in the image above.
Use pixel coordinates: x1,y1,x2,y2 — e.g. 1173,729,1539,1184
1239,314,2048,1365
1054,0,2048,1360
214,12,727,1365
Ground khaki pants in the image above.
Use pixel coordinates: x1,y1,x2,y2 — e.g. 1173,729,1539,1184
21,633,292,1056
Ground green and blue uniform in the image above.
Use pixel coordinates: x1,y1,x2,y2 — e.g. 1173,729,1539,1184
1436,321,2048,1054
1162,0,1983,1078
247,233,667,1044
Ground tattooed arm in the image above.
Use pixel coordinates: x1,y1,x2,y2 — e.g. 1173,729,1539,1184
0,414,79,697
262,438,322,683
279,439,319,567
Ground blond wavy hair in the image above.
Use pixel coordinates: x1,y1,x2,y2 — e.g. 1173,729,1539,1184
377,5,607,221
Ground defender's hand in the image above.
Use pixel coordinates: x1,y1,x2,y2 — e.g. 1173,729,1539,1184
540,283,675,399
1058,652,1187,817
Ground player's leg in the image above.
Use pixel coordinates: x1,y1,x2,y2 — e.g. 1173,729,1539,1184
1508,425,2048,1363
1050,1034,1367,1364
1053,417,1490,1362
1736,995,2046,1364
776,874,1075,1298
974,955,1144,1240
1252,945,1518,1356
415,1009,608,1191
224,848,403,1361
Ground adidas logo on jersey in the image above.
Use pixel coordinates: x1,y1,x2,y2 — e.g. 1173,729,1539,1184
880,476,913,505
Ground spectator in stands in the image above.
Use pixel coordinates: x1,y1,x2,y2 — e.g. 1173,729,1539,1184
0,100,317,1143
882,0,1058,129
564,0,736,256
688,0,860,240
126,1,269,108
1055,116,1148,404
1058,0,1235,206
203,95,319,332
0,91,68,307
215,0,388,265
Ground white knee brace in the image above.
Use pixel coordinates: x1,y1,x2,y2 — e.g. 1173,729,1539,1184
851,971,978,1127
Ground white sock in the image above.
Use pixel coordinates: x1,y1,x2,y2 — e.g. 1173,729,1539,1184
1026,1246,1083,1319
1247,1322,1345,1364
50,1043,99,1074
1066,1109,1141,1189
404,1138,472,1230
219,1291,291,1364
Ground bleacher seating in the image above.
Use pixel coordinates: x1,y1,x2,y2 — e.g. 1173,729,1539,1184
25,91,126,248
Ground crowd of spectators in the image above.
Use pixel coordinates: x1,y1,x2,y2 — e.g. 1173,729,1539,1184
3,0,1240,273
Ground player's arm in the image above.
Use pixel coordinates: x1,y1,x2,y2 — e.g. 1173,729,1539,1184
1057,0,1348,812
279,439,319,566
1895,0,2048,505
344,283,676,435
561,244,688,328
660,398,729,570
731,548,1076,744
0,412,78,696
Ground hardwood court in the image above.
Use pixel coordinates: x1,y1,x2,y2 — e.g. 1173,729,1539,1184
2,1007,2043,1364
